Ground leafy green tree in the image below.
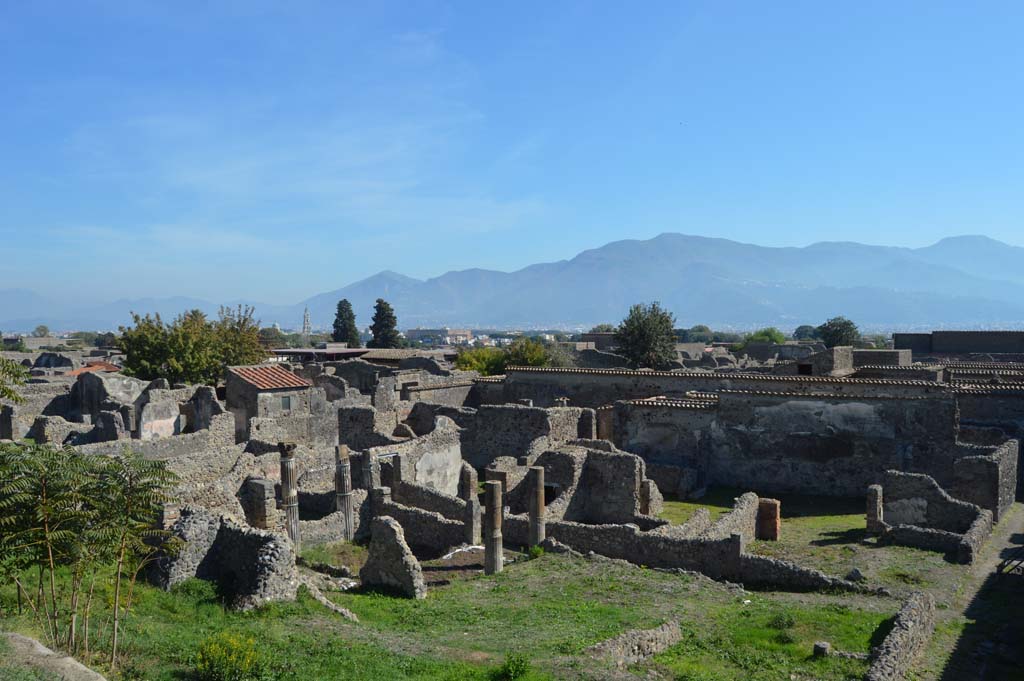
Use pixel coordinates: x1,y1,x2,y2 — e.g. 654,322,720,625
118,313,172,381
33,324,49,338
258,327,288,349
332,299,361,347
589,323,615,333
0,356,28,402
0,442,175,665
165,310,220,385
215,305,266,368
93,451,177,668
505,338,549,367
614,302,678,369
793,325,819,340
120,307,263,384
816,316,860,348
455,346,508,376
543,340,578,368
368,298,402,349
744,327,786,345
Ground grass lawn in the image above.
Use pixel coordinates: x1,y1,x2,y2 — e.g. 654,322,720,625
0,550,898,680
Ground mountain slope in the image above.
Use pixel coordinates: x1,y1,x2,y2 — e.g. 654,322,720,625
3,234,1023,332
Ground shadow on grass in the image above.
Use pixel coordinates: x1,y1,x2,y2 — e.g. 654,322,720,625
810,528,867,546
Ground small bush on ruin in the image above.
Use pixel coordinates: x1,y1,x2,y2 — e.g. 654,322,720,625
194,631,270,681
491,652,531,680
527,545,545,560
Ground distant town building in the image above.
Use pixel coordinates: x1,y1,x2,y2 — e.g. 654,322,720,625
405,328,473,346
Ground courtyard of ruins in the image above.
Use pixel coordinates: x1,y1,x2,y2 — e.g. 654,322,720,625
2,331,1023,680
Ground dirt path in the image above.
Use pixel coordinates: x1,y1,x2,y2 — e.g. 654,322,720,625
918,501,1024,680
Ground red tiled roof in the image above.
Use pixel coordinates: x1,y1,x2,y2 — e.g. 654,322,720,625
66,361,121,377
229,365,311,390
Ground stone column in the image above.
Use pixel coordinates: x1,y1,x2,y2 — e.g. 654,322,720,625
464,496,481,545
756,498,781,541
484,480,503,574
335,445,355,541
528,466,546,546
866,484,885,534
278,442,301,551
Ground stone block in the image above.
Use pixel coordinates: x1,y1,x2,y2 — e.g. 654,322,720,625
359,516,426,599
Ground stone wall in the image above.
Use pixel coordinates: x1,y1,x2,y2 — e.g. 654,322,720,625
879,470,993,564
338,404,401,450
150,506,299,611
865,591,936,681
76,413,236,459
370,488,467,553
501,366,950,409
949,440,1018,520
365,416,463,496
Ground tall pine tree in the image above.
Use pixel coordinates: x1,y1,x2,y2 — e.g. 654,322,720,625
332,299,361,347
368,298,402,349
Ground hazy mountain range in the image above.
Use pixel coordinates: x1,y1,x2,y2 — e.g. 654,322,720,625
3,234,1024,333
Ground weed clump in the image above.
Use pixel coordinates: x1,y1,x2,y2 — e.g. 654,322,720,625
194,631,270,681
492,652,531,680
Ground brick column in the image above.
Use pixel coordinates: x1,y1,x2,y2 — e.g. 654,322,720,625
484,480,503,574
278,442,301,551
528,466,546,546
756,498,781,541
335,445,355,541
362,449,380,490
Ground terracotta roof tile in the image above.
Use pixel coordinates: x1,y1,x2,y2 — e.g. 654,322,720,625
229,365,311,390
66,361,121,377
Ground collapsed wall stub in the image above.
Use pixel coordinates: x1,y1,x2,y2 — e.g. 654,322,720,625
151,506,299,610
359,515,427,599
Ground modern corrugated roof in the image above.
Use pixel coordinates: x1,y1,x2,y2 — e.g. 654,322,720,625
66,361,121,377
229,365,311,390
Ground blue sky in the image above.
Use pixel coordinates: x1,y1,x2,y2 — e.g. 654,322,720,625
2,1,1022,304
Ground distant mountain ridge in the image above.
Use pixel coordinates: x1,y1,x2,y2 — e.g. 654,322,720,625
3,234,1024,333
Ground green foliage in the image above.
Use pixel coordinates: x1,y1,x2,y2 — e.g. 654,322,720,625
32,325,49,338
614,302,677,369
455,338,562,376
491,653,531,680
214,305,266,368
505,338,548,368
0,356,28,403
743,327,786,346
527,545,545,560
195,631,270,681
588,324,615,333
119,307,265,384
816,316,860,348
792,324,819,341
257,327,287,349
0,442,176,666
455,347,508,376
332,299,361,347
368,299,402,349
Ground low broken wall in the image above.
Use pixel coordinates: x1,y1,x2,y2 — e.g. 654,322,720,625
881,470,993,564
392,479,467,522
371,488,467,553
866,591,936,681
76,413,236,459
